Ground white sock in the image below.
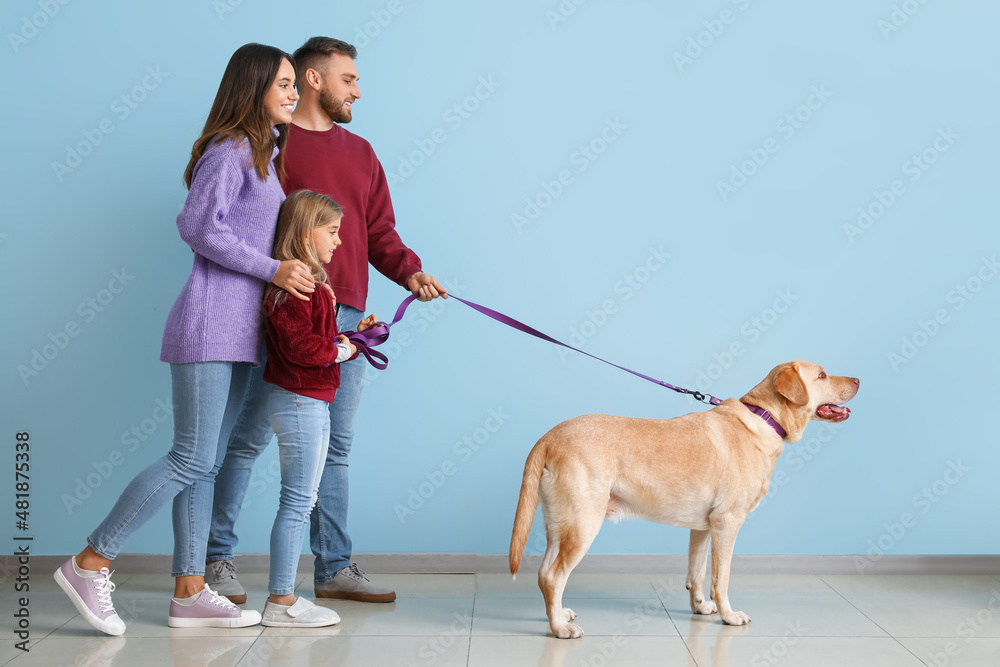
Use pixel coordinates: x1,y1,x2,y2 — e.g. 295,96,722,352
73,558,100,577
172,591,202,605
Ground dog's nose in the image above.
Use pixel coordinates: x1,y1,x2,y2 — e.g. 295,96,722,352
851,378,860,387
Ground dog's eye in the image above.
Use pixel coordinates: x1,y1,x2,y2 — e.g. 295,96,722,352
818,372,827,379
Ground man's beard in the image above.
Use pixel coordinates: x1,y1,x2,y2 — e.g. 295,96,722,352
320,88,353,123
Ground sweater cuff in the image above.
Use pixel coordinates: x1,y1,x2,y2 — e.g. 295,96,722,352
257,257,282,283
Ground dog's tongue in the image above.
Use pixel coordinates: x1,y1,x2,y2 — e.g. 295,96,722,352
817,404,851,421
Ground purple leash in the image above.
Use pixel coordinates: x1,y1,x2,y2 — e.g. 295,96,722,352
347,294,787,437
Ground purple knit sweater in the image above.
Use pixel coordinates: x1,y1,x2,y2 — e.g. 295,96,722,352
160,136,284,365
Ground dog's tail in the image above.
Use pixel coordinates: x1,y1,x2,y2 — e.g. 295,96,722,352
509,439,547,578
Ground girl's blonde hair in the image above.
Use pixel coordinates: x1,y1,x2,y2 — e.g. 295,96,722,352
264,189,343,311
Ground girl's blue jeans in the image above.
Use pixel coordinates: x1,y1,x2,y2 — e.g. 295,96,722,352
265,387,330,595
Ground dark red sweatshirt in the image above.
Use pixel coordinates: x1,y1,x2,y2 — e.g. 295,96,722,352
283,122,422,312
263,286,352,403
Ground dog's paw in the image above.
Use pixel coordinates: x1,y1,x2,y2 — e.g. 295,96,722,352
721,611,751,626
692,599,718,615
552,622,585,639
564,607,577,622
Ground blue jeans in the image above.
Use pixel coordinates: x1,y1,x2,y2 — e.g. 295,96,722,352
266,387,329,595
88,362,253,576
208,305,366,584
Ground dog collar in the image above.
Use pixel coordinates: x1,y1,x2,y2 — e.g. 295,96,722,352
743,403,787,439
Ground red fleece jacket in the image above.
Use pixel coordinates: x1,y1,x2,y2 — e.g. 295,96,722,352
263,286,353,403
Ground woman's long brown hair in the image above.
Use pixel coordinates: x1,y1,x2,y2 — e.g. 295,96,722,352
184,43,294,188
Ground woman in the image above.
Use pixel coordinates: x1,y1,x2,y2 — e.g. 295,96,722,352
55,43,314,634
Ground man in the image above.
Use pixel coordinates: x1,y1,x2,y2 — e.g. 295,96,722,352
205,37,446,605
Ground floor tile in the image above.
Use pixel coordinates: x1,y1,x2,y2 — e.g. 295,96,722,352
472,596,678,637
0,641,22,666
5,635,255,666
238,635,471,667
900,637,1000,667
262,596,475,637
468,635,695,667
1,593,82,641
685,636,927,667
666,594,888,638
475,573,659,598
829,590,1000,638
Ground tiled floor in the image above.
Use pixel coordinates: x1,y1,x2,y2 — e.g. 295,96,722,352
4,572,1000,666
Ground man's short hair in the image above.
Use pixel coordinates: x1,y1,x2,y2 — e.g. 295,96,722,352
292,37,357,84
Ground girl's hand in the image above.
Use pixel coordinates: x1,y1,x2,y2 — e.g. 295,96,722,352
357,314,378,332
336,334,357,357
272,260,314,301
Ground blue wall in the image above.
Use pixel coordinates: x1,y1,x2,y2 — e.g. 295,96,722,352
2,0,997,559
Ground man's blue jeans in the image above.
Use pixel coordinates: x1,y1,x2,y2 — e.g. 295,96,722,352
207,305,365,584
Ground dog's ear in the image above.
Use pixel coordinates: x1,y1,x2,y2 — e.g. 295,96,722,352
775,365,809,406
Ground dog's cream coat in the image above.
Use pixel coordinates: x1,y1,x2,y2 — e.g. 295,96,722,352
509,361,859,638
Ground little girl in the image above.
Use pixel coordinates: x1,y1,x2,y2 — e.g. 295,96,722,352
257,188,377,627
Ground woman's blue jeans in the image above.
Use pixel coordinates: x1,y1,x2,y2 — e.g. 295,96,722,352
266,387,329,595
87,362,252,576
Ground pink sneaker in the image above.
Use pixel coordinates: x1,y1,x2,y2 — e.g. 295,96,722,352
54,557,126,636
167,584,261,628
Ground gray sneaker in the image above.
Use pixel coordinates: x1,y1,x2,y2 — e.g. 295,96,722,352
205,560,247,604
315,563,396,602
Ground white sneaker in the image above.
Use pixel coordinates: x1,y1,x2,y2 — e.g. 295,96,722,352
261,597,340,628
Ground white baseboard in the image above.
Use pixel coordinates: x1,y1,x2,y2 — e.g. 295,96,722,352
15,553,1000,576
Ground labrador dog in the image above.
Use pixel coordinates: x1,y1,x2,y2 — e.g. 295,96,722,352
509,361,859,638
